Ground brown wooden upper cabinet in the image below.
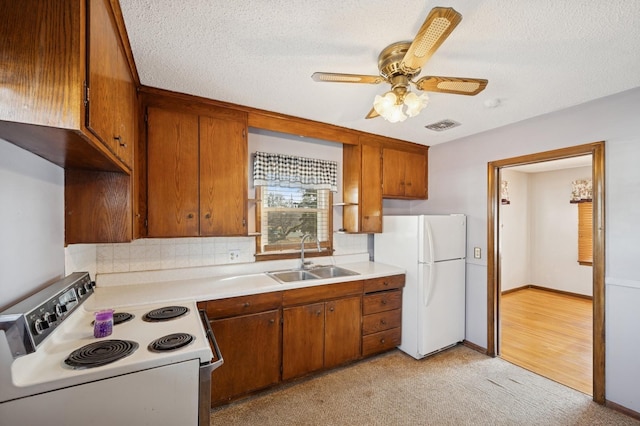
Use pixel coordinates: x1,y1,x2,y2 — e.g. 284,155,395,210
0,0,136,172
86,0,136,168
146,106,248,237
382,148,428,199
342,137,383,233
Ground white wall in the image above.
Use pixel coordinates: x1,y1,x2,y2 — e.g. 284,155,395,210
412,87,640,411
499,169,529,292
0,139,65,311
500,167,592,295
529,166,592,295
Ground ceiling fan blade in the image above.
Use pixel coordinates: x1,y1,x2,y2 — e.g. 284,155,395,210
365,107,380,119
312,72,384,84
401,7,463,74
415,76,488,96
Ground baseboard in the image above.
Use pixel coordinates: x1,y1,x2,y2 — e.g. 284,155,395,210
501,284,592,300
462,340,488,355
606,399,640,421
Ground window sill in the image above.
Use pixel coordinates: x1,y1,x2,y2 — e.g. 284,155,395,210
255,250,333,262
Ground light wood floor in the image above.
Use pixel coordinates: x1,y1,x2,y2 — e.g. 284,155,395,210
500,287,593,395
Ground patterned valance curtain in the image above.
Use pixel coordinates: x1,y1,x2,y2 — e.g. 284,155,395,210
570,179,592,203
253,152,338,192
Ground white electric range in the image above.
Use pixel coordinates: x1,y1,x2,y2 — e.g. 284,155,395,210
0,272,222,426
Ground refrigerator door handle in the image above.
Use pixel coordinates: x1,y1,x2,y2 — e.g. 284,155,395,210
424,263,435,307
425,219,435,264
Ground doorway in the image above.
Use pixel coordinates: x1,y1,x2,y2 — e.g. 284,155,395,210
486,142,605,403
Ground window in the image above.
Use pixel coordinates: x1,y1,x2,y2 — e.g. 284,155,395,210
577,201,593,266
252,152,337,260
256,186,332,258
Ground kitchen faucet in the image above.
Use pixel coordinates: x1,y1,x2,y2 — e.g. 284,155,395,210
300,233,321,269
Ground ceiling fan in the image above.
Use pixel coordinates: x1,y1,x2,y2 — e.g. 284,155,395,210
311,7,488,123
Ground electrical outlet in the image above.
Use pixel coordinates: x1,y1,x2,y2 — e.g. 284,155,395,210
474,247,481,259
228,249,240,263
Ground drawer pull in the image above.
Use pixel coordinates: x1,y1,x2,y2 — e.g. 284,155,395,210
381,299,387,305
243,302,251,308
383,281,389,286
380,338,386,344
380,319,387,325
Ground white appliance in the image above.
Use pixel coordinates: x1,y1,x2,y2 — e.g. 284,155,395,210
374,215,466,359
0,273,222,425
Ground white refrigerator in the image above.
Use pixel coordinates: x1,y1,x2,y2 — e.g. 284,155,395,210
374,214,466,359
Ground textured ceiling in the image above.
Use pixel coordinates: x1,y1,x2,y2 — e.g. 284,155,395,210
119,0,640,146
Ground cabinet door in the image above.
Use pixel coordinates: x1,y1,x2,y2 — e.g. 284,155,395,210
146,107,200,237
382,148,406,197
360,143,382,233
282,303,325,380
199,115,247,236
209,310,281,406
403,150,427,198
87,0,134,167
324,296,361,369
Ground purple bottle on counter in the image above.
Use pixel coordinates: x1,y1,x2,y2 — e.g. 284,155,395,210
94,309,114,338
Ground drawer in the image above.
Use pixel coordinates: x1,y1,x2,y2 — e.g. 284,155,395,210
363,274,405,293
362,309,401,335
362,328,401,357
200,292,282,319
362,289,402,315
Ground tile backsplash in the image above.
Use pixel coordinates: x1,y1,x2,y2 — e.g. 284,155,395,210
83,233,368,274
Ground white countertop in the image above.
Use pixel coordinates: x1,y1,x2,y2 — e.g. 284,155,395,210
88,260,405,311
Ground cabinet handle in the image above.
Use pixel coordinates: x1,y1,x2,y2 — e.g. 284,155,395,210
187,213,194,219
114,136,126,148
205,213,211,219
380,319,387,325
380,338,386,344
329,307,335,312
269,318,275,324
406,182,412,187
381,299,387,305
243,302,251,308
383,281,389,286
316,311,322,316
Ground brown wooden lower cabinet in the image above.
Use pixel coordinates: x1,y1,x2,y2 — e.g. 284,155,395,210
282,295,362,380
199,274,404,407
282,303,325,380
209,310,281,406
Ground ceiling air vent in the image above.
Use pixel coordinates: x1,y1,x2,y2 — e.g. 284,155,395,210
425,119,461,131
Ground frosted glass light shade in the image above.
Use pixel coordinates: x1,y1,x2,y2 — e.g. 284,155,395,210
373,90,427,122
404,92,429,117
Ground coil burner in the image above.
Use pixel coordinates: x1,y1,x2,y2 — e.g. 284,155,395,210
148,333,195,353
142,306,190,322
64,339,139,369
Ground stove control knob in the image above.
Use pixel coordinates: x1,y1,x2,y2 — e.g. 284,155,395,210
84,282,93,293
44,311,57,325
34,318,50,335
77,287,86,298
55,303,68,317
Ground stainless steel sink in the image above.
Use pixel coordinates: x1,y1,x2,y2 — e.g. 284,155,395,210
307,265,359,279
267,270,319,283
267,266,359,283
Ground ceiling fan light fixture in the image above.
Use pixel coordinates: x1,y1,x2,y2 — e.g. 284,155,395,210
373,90,428,122
404,92,429,117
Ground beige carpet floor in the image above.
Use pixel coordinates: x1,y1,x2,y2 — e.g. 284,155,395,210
210,345,639,425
